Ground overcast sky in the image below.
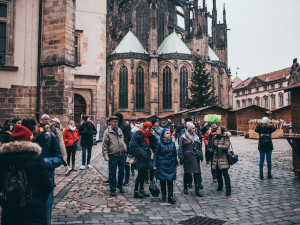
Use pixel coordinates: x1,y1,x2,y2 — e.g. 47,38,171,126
196,0,300,80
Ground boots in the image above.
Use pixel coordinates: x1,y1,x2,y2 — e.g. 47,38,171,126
168,196,177,204
194,174,203,197
268,172,273,179
183,174,189,195
195,186,203,197
162,195,167,202
71,165,77,171
260,172,264,179
134,190,144,199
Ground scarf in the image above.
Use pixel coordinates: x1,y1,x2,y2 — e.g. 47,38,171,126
140,128,151,145
184,129,200,143
69,125,76,132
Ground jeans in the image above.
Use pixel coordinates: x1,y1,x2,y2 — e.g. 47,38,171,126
45,191,54,225
67,146,76,166
259,150,272,172
82,147,92,165
108,154,125,192
135,169,147,191
216,165,231,192
160,180,174,198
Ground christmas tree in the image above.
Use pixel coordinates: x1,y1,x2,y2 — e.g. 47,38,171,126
187,57,217,108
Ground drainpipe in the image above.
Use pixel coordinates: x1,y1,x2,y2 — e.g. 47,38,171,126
36,0,43,121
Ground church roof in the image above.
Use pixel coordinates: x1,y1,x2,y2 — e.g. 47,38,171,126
157,31,192,55
232,76,243,88
111,30,147,54
208,46,220,61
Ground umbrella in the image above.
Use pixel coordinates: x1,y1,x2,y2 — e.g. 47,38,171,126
204,114,221,123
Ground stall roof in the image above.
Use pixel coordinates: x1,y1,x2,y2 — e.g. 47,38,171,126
173,108,196,115
271,105,291,112
230,105,268,112
188,105,229,113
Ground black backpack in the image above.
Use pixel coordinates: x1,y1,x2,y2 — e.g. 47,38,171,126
260,132,271,148
0,165,33,208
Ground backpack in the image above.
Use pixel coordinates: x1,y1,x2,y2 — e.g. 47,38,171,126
260,132,271,148
0,165,33,208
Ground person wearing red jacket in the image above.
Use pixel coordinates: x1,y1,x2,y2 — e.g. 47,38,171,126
204,123,218,182
63,120,79,174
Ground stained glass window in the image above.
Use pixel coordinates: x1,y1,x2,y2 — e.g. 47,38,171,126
180,66,188,108
119,65,128,109
136,65,145,109
136,1,149,46
163,66,172,109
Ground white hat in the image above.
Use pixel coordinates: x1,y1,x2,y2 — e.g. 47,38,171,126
261,117,269,124
51,118,60,124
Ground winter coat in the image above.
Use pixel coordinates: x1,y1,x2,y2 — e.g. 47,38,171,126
201,122,211,136
153,137,178,181
51,125,67,162
209,134,231,170
102,126,127,158
63,129,79,147
78,121,97,148
178,134,202,174
153,126,162,141
35,127,63,190
118,121,132,150
129,130,157,170
0,141,51,225
255,124,276,152
175,125,185,140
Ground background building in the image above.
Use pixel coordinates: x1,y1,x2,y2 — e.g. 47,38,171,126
106,0,232,119
233,68,291,110
0,0,106,125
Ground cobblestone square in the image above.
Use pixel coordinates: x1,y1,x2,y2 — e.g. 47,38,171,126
51,136,300,225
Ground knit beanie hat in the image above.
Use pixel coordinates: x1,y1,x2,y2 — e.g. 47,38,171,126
186,122,195,131
161,128,169,138
185,117,193,123
11,125,34,142
143,122,153,128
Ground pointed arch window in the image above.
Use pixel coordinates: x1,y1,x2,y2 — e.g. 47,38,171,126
163,66,172,109
136,1,149,46
119,65,128,109
136,65,145,109
180,66,188,109
157,0,165,46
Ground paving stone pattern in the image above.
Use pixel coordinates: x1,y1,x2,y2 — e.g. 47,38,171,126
2,137,299,225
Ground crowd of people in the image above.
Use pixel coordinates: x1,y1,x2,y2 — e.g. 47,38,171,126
0,113,276,225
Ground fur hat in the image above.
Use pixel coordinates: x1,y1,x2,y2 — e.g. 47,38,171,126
261,117,270,124
11,125,34,142
186,122,195,131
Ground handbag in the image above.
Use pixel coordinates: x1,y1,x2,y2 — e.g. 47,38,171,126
126,154,136,164
227,144,238,165
149,179,160,197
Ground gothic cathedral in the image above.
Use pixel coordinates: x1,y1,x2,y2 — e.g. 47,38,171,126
106,0,232,119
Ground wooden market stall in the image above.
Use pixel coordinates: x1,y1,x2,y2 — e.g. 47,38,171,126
284,83,300,178
187,106,229,128
228,105,268,135
172,108,196,125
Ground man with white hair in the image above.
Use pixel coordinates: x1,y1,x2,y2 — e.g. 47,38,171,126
255,117,276,179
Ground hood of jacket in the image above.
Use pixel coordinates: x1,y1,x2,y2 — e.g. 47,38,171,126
115,113,124,125
0,141,41,154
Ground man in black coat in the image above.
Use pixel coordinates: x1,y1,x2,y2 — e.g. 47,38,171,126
115,113,132,185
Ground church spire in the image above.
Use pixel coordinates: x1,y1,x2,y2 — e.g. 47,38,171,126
212,0,217,25
223,3,226,24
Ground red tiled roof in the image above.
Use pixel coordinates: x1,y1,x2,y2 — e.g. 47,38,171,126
232,76,243,88
234,67,291,90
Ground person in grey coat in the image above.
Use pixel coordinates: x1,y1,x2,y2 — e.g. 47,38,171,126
178,122,203,197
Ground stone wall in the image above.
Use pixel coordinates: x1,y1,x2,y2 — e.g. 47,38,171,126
0,85,36,123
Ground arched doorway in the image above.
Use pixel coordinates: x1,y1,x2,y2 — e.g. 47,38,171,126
74,94,86,125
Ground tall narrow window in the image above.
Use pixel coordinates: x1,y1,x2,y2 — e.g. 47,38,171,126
119,65,128,109
163,66,172,109
136,66,145,109
136,1,149,46
0,3,7,65
180,66,188,109
265,97,268,108
157,0,165,46
272,96,275,107
279,95,283,107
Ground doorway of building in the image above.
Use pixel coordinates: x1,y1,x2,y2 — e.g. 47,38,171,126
74,94,86,126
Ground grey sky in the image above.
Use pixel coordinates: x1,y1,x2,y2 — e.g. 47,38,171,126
207,0,300,80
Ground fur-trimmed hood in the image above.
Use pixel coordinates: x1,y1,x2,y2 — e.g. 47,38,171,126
0,141,42,155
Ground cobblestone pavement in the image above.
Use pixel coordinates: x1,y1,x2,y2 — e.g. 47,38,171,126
48,137,300,224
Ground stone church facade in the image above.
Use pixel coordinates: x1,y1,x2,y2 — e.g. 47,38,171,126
0,0,106,125
106,0,232,119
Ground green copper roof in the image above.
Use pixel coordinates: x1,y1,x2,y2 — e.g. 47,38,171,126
112,30,147,54
208,46,220,61
157,31,192,55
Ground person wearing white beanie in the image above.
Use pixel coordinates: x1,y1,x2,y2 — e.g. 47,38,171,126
255,117,276,179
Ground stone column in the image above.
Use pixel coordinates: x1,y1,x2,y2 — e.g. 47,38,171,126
40,0,75,124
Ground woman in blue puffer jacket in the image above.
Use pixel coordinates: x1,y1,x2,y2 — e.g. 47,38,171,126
153,128,178,204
